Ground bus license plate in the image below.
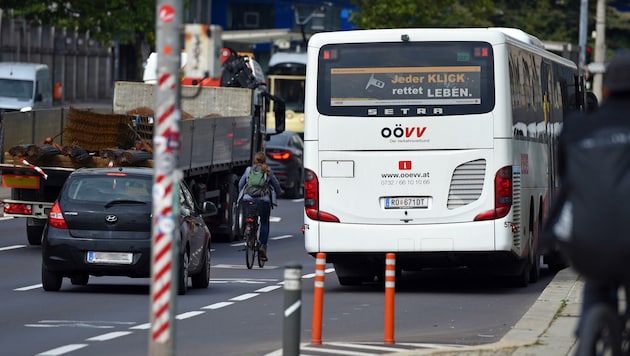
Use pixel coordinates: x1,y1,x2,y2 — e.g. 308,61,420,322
87,251,133,264
384,197,428,209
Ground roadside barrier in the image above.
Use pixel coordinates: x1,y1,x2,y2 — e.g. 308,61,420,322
384,253,396,344
311,252,326,345
309,252,397,346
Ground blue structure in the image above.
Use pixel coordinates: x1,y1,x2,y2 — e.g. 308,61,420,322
184,1,357,68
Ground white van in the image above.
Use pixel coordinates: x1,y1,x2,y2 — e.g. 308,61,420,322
143,52,188,84
0,62,53,112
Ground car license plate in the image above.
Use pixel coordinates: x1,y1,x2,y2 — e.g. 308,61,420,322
384,197,429,209
87,251,133,264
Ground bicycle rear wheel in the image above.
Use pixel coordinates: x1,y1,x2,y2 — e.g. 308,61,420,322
576,305,623,356
255,221,265,268
245,231,255,269
257,243,266,268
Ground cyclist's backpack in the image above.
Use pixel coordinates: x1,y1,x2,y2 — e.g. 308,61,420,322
547,126,630,283
245,166,269,198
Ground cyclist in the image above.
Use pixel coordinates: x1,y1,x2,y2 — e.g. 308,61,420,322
238,151,283,261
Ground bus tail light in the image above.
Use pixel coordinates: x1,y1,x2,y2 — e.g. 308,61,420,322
48,201,68,229
304,168,339,223
474,166,512,221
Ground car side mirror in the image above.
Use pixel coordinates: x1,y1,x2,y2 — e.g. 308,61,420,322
202,201,218,217
274,100,286,133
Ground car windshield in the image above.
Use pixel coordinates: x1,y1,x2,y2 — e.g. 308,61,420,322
267,133,289,146
64,175,152,204
0,79,34,99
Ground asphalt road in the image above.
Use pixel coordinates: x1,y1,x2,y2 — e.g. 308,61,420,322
0,197,558,356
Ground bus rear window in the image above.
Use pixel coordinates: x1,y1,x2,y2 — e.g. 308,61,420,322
317,42,495,117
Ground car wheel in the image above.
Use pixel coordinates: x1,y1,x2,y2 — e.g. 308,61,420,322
178,248,189,295
191,247,210,289
70,274,89,286
42,264,62,292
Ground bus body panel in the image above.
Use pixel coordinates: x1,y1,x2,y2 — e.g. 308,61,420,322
317,114,494,151
315,148,497,224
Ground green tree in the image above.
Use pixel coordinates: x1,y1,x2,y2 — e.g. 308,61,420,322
349,0,496,29
2,0,155,80
492,0,584,43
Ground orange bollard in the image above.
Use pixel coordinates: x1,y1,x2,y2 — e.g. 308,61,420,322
384,253,396,344
311,252,326,345
53,82,63,101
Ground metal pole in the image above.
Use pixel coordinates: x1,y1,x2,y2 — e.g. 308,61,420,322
592,0,606,101
149,0,182,355
578,0,588,74
283,263,302,356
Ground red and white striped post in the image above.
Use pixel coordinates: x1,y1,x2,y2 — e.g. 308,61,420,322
311,252,326,345
150,1,182,355
384,253,396,344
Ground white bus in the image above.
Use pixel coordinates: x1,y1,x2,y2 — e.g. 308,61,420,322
303,28,587,286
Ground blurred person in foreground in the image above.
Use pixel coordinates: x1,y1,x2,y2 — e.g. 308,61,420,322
545,53,630,342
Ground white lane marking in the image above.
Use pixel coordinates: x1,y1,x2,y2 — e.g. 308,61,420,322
230,293,259,301
0,244,26,251
0,217,14,221
270,234,292,240
26,320,134,329
130,323,150,330
15,283,42,291
270,216,281,222
303,268,335,279
202,301,234,310
255,285,282,293
176,311,205,320
25,324,58,328
36,344,89,356
396,342,464,348
327,342,402,352
300,346,375,355
86,331,133,341
212,264,279,270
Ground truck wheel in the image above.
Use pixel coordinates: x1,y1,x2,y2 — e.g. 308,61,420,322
220,174,240,242
27,221,44,246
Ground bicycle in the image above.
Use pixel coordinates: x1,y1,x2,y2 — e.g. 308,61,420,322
575,282,630,356
242,199,266,269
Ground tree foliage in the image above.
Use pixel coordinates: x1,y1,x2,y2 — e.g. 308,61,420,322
350,0,629,53
2,0,155,79
349,0,496,29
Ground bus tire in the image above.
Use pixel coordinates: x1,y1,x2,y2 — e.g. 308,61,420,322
529,227,540,283
511,259,530,288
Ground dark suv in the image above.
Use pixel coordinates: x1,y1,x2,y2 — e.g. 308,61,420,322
41,167,211,294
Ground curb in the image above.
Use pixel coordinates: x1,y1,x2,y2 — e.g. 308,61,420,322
391,268,581,355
